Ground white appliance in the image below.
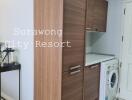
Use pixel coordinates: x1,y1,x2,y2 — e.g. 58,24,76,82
99,59,119,100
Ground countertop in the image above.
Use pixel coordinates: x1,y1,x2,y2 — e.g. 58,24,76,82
85,53,115,66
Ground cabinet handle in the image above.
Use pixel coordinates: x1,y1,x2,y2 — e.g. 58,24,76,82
86,27,98,31
70,70,81,75
89,65,98,69
86,28,92,30
70,65,82,70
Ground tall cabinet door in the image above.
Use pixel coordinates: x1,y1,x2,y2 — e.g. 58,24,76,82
63,0,86,72
34,0,63,100
62,0,86,100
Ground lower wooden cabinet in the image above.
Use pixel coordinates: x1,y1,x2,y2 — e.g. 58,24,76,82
84,63,100,100
62,63,100,100
62,68,83,100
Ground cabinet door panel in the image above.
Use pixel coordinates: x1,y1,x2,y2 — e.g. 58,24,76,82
62,68,83,100
93,0,108,32
63,0,86,72
86,0,96,31
86,0,108,32
84,64,100,100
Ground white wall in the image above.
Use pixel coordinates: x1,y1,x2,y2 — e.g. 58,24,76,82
85,0,123,58
85,32,92,53
0,0,34,100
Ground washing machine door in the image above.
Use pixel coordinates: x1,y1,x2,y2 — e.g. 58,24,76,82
108,70,118,90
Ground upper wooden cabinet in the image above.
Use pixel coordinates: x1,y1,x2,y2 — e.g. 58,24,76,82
85,0,108,32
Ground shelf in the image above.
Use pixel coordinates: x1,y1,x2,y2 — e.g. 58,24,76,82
0,64,21,73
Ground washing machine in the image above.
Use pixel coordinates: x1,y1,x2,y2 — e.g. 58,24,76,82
99,59,119,100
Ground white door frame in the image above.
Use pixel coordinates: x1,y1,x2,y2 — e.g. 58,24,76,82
119,1,132,100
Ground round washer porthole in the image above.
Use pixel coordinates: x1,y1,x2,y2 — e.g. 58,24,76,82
109,70,118,89
111,73,116,88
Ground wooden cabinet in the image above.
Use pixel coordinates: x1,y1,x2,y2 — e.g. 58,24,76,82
34,0,104,99
34,0,63,100
85,0,108,32
62,0,86,100
62,68,83,100
84,63,100,100
62,0,86,72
